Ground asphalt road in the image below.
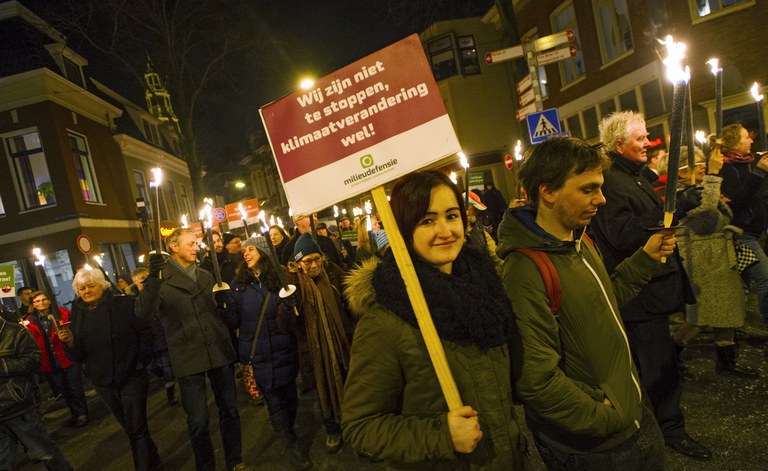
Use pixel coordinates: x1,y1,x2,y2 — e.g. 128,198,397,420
14,302,768,470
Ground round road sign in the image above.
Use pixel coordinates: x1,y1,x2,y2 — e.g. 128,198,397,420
504,154,514,169
76,234,93,254
213,207,227,222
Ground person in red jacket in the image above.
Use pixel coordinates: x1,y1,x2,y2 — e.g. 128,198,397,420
24,291,88,427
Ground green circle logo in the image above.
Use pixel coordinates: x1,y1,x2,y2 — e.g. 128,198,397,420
360,154,374,168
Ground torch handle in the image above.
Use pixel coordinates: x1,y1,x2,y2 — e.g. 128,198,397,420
205,228,224,287
153,186,162,253
660,211,674,264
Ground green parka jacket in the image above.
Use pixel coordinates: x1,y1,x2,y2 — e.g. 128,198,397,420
342,257,528,470
496,206,659,452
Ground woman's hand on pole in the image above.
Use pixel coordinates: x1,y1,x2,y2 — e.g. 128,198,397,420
448,405,483,453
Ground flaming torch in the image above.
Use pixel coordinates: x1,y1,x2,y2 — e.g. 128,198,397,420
202,198,229,292
256,212,299,316
707,58,723,138
149,168,164,253
752,82,766,153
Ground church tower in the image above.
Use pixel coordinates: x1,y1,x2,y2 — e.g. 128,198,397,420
144,62,182,136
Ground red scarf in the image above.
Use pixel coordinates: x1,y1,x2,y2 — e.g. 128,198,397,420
722,151,754,164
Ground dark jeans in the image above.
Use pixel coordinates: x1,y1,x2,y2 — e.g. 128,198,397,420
47,364,88,418
177,364,242,471
150,349,175,387
0,410,71,470
262,379,299,442
95,369,159,471
625,318,686,440
535,406,666,470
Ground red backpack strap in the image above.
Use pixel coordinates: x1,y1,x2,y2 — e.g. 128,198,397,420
581,231,596,249
516,249,561,315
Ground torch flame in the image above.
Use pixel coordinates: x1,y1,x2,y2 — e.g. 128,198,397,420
181,214,188,228
238,203,247,221
752,82,764,102
364,201,372,215
514,140,523,161
149,167,163,188
92,255,102,266
202,198,213,230
706,58,721,76
659,35,689,85
695,130,707,145
449,172,457,184
458,151,469,169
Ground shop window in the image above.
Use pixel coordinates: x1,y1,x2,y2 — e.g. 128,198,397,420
552,2,586,86
593,0,633,64
619,90,638,111
4,130,56,210
68,132,102,203
600,98,617,119
641,80,665,119
428,35,458,81
457,35,481,76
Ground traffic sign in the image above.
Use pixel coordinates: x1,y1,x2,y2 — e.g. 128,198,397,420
484,44,524,65
535,45,577,66
516,102,538,121
532,29,574,52
76,234,93,254
504,154,514,169
213,207,227,222
526,108,562,144
517,74,533,94
519,88,535,107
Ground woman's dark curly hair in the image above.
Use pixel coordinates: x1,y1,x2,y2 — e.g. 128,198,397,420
235,247,282,292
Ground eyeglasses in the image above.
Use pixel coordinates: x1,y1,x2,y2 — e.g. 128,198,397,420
300,256,323,267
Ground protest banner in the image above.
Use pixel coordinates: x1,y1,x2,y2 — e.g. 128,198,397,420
0,265,15,298
260,34,463,409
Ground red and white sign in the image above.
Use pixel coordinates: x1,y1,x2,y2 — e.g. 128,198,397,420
260,35,460,215
517,73,533,94
225,198,260,228
76,234,93,254
535,45,578,66
504,154,514,169
532,29,574,52
484,44,524,65
516,102,538,121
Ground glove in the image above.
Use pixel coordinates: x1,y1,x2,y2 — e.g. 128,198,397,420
676,185,702,212
214,289,235,309
148,254,166,278
282,292,298,308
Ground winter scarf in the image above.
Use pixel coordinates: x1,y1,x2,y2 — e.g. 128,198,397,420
296,270,350,422
722,151,754,164
372,246,514,349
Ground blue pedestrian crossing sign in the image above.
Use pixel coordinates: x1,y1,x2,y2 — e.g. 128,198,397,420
526,108,562,144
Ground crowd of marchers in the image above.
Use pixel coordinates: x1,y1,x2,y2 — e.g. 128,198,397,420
0,109,766,471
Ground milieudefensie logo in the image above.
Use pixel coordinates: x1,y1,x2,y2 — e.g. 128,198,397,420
344,154,398,186
360,154,374,168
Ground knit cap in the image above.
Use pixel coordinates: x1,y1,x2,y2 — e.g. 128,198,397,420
293,233,323,263
242,235,271,254
374,230,390,251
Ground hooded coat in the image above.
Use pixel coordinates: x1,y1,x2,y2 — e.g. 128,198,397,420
496,206,658,452
342,249,528,470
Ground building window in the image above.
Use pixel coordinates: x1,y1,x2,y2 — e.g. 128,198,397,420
457,36,481,76
566,114,583,138
619,90,639,111
63,57,85,88
593,0,633,64
167,180,180,220
0,194,5,216
526,30,549,98
142,120,161,146
690,0,753,19
552,2,586,86
600,98,617,119
428,35,459,81
133,170,151,217
178,183,192,217
68,132,102,203
583,107,600,139
4,130,56,210
641,80,665,119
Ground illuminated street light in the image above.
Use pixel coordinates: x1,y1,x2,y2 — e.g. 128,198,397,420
234,181,246,189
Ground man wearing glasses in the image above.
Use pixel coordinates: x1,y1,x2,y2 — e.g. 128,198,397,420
284,233,355,455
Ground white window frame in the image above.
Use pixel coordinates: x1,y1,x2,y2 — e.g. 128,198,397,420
688,0,754,24
592,0,634,65
2,127,57,212
67,131,102,204
551,1,586,88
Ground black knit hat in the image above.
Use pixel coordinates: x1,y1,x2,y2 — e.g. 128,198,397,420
292,233,323,263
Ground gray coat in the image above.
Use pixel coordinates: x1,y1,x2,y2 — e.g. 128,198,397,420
677,175,745,327
136,262,235,377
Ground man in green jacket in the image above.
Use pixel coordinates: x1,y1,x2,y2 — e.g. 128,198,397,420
497,137,675,469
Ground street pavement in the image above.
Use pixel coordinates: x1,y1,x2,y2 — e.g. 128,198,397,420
14,301,768,470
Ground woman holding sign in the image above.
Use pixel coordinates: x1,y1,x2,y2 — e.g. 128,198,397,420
342,171,527,468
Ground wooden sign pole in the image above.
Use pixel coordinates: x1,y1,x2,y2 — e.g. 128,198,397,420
370,186,463,410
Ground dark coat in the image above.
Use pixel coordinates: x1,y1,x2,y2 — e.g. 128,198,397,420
200,249,243,285
65,292,153,387
0,320,41,420
136,262,236,378
589,152,694,321
720,158,768,235
227,277,298,391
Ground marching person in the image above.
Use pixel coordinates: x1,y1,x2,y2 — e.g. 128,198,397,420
201,231,243,285
284,233,354,454
269,225,290,264
1,286,34,324
60,268,159,471
24,291,88,427
498,137,669,470
136,228,252,471
342,171,528,468
590,110,710,460
224,237,310,470
0,316,71,470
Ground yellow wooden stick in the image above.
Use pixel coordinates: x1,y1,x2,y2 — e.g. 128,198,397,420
661,211,674,264
370,186,463,410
